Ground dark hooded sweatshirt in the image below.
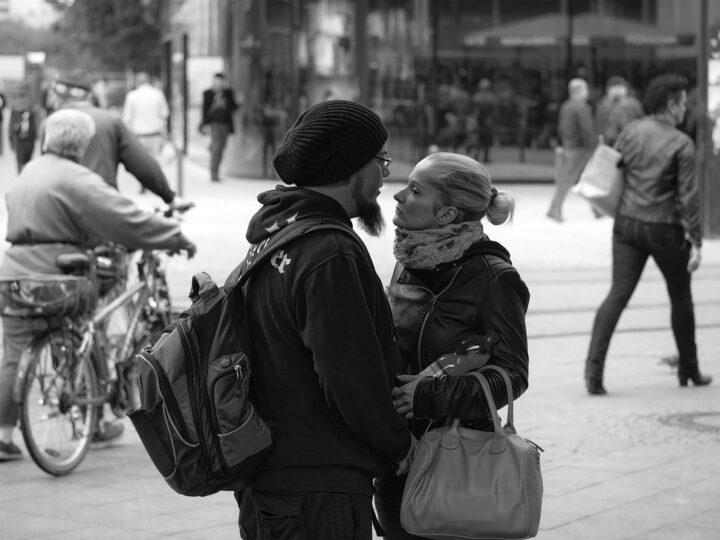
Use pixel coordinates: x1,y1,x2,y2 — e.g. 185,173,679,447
241,186,411,495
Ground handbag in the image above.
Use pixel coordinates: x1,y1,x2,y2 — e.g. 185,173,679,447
400,365,543,540
572,143,623,217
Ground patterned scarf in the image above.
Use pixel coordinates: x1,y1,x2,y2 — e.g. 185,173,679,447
393,221,485,270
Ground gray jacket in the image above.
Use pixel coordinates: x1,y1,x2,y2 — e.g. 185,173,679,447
0,153,182,278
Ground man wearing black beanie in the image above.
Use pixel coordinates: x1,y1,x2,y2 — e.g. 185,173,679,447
236,100,415,540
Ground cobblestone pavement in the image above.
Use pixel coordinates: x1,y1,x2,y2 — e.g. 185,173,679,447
0,147,719,539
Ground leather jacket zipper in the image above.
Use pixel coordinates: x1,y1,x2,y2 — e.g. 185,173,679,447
415,267,463,372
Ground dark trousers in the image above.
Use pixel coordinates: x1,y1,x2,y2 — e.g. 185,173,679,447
209,122,231,181
14,140,35,173
237,489,373,540
585,214,697,381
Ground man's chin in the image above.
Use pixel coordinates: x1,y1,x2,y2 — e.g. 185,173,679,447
357,202,385,237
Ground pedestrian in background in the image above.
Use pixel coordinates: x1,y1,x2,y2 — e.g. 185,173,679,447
595,76,643,147
48,72,178,207
0,87,6,155
199,72,239,182
376,152,530,539
584,73,712,395
547,78,595,222
236,100,414,540
122,72,169,162
8,83,39,173
470,78,497,163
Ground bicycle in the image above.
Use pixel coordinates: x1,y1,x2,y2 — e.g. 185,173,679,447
12,203,193,476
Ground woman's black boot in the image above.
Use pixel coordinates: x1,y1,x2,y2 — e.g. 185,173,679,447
586,378,607,395
678,368,712,387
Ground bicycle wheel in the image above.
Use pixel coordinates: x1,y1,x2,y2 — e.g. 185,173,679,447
19,330,100,476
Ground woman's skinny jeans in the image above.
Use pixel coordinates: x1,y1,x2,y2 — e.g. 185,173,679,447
585,214,697,381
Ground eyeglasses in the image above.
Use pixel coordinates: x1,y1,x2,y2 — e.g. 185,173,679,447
375,155,392,173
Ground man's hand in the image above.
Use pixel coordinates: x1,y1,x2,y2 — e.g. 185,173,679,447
688,243,701,273
198,123,209,136
171,232,196,259
392,374,422,420
168,195,195,215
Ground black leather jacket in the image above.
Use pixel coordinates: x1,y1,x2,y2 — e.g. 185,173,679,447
387,239,530,433
615,116,702,247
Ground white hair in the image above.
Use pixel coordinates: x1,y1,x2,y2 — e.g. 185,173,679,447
43,109,96,159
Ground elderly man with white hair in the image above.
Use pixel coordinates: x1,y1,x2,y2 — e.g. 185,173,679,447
0,109,196,461
547,78,597,222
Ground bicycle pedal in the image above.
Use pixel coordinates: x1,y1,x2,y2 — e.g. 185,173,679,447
44,448,61,458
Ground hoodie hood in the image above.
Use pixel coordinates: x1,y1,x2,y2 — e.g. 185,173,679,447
246,186,353,244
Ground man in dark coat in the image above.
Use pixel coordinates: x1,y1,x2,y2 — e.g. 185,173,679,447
236,100,414,540
46,74,179,206
199,72,239,182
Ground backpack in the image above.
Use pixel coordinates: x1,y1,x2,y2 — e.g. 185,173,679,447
128,219,354,496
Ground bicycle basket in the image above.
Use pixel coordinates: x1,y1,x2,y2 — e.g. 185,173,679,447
0,275,97,318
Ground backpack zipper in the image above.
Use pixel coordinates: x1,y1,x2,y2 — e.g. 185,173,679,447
177,319,216,472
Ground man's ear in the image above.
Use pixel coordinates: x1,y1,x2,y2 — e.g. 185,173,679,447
437,206,459,226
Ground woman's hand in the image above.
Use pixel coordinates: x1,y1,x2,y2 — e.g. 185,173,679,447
393,374,421,419
688,244,701,273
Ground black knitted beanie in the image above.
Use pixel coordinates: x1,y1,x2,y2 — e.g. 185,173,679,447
272,100,388,187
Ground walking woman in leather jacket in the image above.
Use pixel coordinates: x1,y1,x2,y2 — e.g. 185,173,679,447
374,152,530,539
584,73,711,395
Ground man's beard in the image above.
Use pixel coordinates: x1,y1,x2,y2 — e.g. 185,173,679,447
353,179,385,237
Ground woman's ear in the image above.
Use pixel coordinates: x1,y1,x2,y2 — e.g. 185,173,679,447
437,206,459,226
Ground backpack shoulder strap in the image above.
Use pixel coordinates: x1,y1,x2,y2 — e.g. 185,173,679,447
226,219,359,292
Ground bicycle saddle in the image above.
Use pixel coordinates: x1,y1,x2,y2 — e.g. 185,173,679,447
56,253,91,274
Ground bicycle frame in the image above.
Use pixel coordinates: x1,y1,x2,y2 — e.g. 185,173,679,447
13,251,168,408
81,251,168,385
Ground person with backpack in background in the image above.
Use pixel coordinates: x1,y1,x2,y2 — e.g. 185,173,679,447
236,100,415,540
8,83,39,173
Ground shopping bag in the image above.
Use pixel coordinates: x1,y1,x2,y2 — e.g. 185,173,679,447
572,143,623,217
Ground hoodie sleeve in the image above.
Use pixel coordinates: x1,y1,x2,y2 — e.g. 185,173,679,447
296,241,412,463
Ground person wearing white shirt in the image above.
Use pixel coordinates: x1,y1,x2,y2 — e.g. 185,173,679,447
122,72,169,159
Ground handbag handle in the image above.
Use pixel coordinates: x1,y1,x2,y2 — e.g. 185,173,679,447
478,365,515,428
469,371,508,454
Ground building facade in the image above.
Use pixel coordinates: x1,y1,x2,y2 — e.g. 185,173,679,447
167,0,719,234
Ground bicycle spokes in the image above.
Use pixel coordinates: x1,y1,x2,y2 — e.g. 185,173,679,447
21,335,99,475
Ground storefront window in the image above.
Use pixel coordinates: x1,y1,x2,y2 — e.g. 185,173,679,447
222,0,701,180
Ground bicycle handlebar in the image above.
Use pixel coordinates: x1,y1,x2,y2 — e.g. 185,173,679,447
162,199,195,218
